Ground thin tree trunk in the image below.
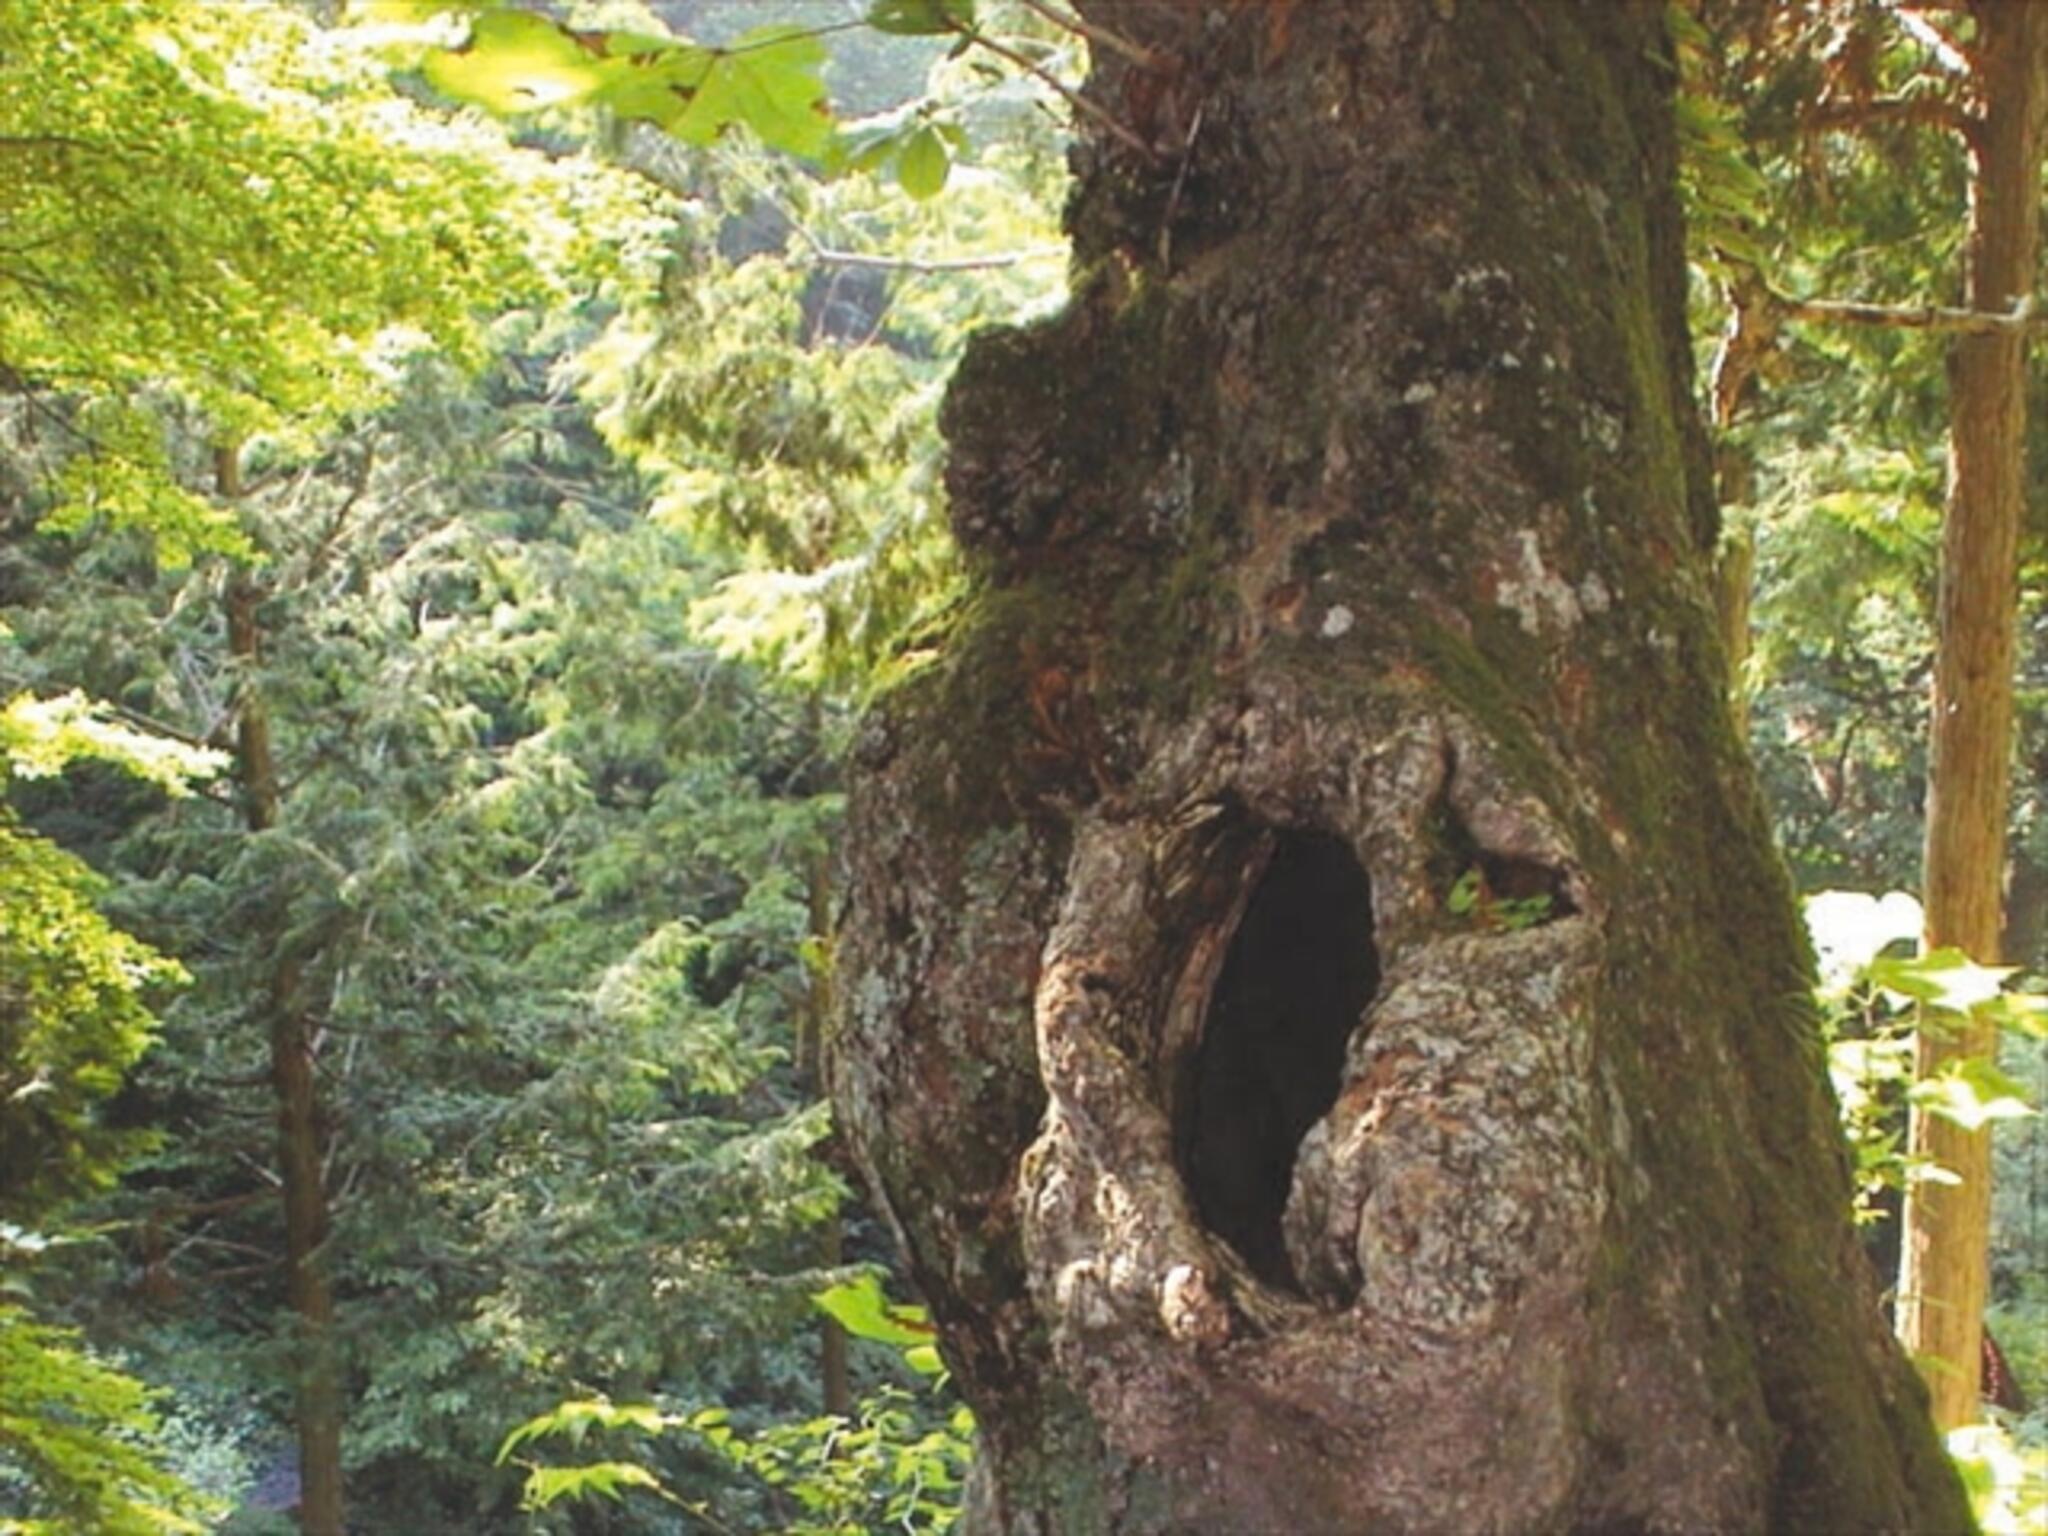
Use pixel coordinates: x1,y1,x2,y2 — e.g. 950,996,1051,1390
801,848,850,1418
1899,0,2048,1434
222,445,346,1536
833,4,1966,1529
1709,276,1772,739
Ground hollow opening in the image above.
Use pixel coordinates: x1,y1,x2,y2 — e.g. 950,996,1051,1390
1427,800,1577,928
1178,829,1379,1290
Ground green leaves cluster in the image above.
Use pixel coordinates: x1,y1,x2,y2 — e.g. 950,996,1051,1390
1445,867,1552,933
0,675,219,1534
384,0,997,201
0,1,1080,1524
0,1303,215,1536
0,0,656,560
2,312,861,1523
500,1276,972,1533
1806,891,2043,1217
411,7,835,159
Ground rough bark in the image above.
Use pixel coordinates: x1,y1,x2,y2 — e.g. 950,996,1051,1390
1899,0,2048,1435
834,4,1967,1531
223,442,345,1536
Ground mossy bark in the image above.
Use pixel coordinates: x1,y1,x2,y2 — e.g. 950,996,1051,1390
834,3,1968,1530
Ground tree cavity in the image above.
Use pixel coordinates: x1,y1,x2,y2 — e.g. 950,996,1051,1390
1178,830,1378,1291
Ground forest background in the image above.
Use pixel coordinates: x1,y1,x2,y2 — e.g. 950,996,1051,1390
1,0,2045,1532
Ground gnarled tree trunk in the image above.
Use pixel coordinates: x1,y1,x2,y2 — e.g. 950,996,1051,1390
834,4,1967,1530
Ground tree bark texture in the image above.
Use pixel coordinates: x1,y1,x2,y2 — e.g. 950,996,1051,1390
834,4,1967,1531
227,564,346,1536
1900,0,2048,1435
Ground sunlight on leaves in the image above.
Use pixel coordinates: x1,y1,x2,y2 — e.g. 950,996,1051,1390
1869,948,2016,1015
1908,1058,2039,1134
814,1272,936,1348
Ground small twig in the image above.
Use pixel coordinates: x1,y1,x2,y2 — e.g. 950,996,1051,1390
234,1151,284,1189
0,135,103,155
204,1261,283,1281
760,170,1063,274
947,21,1159,160
1802,95,1967,137
93,700,221,755
150,1190,269,1221
1015,0,1162,69
172,1234,279,1263
300,444,376,582
0,360,121,462
1157,102,1205,269
805,243,1065,274
708,17,869,57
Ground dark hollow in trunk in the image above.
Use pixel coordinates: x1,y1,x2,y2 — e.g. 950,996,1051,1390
1179,830,1376,1290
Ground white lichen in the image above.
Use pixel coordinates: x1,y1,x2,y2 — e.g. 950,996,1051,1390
1494,529,1582,636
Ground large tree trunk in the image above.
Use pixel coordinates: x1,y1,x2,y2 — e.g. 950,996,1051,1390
834,4,1966,1530
1898,0,2048,1435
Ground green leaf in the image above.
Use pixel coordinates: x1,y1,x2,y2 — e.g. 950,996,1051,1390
1868,948,2015,1014
1908,1058,2037,1133
519,1460,663,1511
420,15,832,158
422,9,613,113
1986,988,2048,1039
496,1399,670,1465
3,691,227,793
1447,868,1481,916
896,125,950,199
867,0,974,37
669,27,832,159
814,1273,935,1347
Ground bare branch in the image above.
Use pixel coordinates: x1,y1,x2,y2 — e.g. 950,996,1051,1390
946,21,1159,160
1016,0,1163,70
1772,291,2044,335
1802,95,1968,136
805,244,1066,275
1710,275,1779,427
1897,7,1972,76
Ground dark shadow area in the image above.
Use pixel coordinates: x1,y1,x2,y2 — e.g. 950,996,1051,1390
1474,849,1577,922
1180,830,1379,1289
1425,797,1576,928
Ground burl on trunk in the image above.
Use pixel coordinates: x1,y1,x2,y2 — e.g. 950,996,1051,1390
834,3,1967,1531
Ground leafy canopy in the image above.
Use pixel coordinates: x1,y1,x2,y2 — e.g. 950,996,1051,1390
0,0,655,562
